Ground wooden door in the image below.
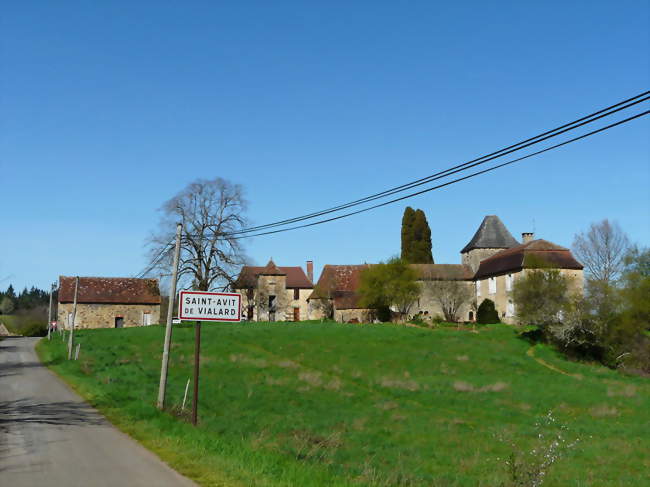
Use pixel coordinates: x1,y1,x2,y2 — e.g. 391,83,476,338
293,307,300,322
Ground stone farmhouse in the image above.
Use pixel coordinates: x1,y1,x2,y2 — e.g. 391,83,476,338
232,260,314,321
58,276,161,329
308,215,584,324
308,264,373,323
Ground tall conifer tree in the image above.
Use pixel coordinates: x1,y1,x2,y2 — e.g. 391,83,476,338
400,207,434,263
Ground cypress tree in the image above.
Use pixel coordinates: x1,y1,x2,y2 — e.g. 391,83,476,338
401,207,434,263
400,207,416,261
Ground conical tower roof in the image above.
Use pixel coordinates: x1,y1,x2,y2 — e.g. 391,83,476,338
259,259,286,276
461,215,519,253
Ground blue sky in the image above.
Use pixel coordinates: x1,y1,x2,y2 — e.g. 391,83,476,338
1,1,649,292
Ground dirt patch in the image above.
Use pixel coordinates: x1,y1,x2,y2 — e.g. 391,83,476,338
607,384,636,397
378,376,420,391
299,371,323,387
276,359,298,369
456,355,469,362
229,354,268,368
453,381,509,392
590,404,619,417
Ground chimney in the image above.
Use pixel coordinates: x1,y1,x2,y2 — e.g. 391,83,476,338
522,232,534,244
306,260,314,283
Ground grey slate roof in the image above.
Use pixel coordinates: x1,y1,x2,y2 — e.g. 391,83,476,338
460,215,520,253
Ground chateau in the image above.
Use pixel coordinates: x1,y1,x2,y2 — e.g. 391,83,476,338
232,215,584,324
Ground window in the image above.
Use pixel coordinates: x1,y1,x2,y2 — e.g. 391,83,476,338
476,281,481,297
506,273,513,292
143,312,151,326
488,277,496,294
507,300,515,317
293,288,300,300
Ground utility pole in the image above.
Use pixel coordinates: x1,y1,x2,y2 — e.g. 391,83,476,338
67,276,79,360
47,282,55,340
192,319,201,425
157,223,182,410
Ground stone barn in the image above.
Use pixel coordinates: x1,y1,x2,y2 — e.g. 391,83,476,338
58,276,161,329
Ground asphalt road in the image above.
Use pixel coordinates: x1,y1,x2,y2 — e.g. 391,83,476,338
0,336,197,486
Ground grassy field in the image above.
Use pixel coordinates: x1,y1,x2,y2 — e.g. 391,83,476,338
37,322,649,486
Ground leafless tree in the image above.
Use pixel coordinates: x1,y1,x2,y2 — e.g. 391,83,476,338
572,219,630,283
147,178,249,292
424,280,473,322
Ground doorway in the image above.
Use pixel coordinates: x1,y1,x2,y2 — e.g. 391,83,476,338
293,307,300,322
115,317,124,328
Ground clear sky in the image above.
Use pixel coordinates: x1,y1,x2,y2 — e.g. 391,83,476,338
1,1,649,292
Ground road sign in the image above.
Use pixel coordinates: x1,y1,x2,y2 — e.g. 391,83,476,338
178,291,242,322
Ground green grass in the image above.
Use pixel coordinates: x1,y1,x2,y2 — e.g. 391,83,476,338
37,322,649,486
1,313,47,336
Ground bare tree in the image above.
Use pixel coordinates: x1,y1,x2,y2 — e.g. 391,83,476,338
424,280,472,322
147,178,249,292
572,219,630,284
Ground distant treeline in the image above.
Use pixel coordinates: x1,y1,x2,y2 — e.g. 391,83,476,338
0,284,53,314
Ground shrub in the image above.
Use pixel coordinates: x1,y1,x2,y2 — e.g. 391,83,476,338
477,299,500,324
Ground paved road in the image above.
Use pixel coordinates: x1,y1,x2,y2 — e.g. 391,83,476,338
0,336,197,486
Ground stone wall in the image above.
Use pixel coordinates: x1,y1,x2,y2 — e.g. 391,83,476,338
476,268,583,324
334,308,374,323
461,248,507,273
412,280,475,322
236,278,312,322
58,303,161,329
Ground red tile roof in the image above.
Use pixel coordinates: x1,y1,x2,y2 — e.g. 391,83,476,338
233,264,313,289
58,276,161,304
259,259,285,276
308,264,372,309
474,239,583,279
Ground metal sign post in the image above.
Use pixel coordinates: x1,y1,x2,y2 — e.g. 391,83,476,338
178,290,242,426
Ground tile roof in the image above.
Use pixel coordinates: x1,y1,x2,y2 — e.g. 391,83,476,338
259,259,285,276
308,264,372,309
474,239,583,278
233,264,313,289
410,264,474,281
58,276,161,304
461,215,520,253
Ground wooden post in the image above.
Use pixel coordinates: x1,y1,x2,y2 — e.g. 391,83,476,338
192,320,201,426
181,377,190,411
157,223,182,410
47,283,55,340
67,277,79,360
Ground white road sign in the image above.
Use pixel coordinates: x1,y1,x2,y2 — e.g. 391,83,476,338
178,291,242,322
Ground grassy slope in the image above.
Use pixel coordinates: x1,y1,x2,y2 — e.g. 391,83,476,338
37,323,649,486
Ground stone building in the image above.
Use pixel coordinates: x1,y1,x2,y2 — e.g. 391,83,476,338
58,276,161,329
232,259,314,321
308,215,583,324
308,264,374,323
410,263,475,321
474,238,583,323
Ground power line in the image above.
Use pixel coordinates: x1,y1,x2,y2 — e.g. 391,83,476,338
218,109,648,240
221,91,649,236
134,239,175,278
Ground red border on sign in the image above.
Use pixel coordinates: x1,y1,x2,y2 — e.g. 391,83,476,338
178,291,242,322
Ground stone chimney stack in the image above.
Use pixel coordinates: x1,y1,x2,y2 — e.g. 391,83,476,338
306,260,314,283
522,232,534,244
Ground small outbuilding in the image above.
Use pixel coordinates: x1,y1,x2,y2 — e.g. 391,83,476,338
58,276,161,329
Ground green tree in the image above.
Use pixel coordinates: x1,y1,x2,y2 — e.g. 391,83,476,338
400,207,434,264
477,299,500,324
358,258,420,321
511,268,570,330
0,296,15,315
